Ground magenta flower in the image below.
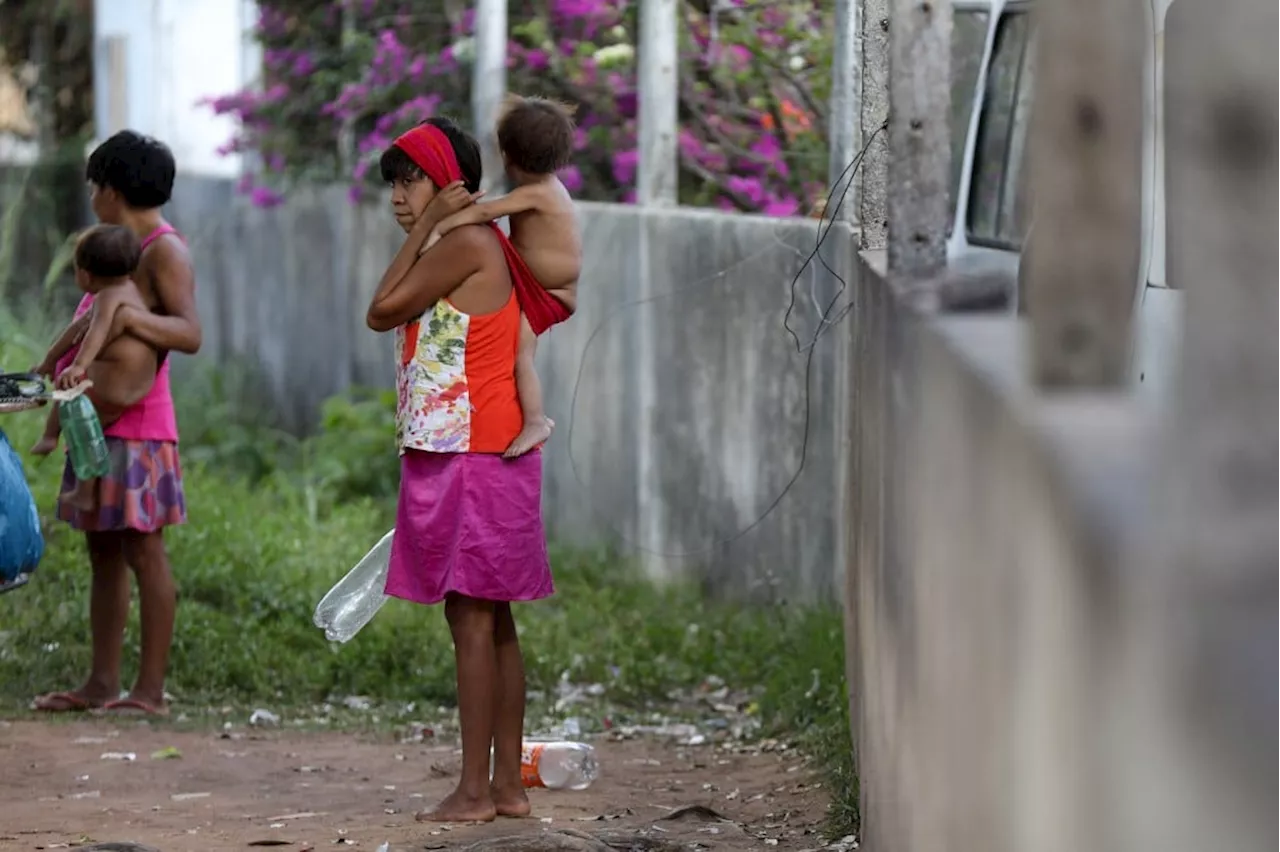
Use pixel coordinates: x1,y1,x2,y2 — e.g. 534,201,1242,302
558,164,584,193
249,185,285,208
611,149,638,186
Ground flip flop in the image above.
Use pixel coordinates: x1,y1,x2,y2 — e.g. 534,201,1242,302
32,691,103,713
97,697,170,718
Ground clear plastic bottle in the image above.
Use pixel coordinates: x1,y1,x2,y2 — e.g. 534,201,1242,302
60,395,110,480
518,741,599,791
313,529,394,643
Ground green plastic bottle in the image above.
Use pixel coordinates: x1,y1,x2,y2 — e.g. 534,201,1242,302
60,395,110,480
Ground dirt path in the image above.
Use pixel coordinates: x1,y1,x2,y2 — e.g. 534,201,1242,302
0,719,834,852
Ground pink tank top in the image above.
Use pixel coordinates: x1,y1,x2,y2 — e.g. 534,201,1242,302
55,224,183,443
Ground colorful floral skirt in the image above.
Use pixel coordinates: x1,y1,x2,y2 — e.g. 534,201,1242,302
385,449,553,606
57,439,187,533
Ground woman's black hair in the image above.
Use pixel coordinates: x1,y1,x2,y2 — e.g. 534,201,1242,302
377,116,483,195
85,130,176,209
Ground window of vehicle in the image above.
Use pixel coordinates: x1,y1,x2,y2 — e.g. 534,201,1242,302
949,8,991,220
967,10,1035,249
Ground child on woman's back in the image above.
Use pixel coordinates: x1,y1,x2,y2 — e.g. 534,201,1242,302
428,95,581,458
32,225,158,509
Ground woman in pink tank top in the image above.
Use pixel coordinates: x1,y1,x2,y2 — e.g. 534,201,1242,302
31,131,202,719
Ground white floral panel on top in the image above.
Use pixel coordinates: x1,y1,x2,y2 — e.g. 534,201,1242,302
395,301,473,454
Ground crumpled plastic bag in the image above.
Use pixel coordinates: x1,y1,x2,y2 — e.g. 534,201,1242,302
0,427,44,584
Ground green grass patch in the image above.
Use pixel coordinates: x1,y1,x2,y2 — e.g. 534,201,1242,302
0,306,857,838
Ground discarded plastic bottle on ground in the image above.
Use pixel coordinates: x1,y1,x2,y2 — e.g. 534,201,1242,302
60,394,110,480
519,741,599,790
313,529,394,643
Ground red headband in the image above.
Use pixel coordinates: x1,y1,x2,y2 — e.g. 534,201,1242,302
392,123,463,189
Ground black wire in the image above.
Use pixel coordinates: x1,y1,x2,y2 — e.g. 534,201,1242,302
565,123,886,558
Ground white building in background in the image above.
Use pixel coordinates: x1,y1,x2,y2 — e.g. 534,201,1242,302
94,0,260,177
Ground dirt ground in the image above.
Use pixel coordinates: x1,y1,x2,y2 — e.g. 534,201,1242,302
0,719,836,852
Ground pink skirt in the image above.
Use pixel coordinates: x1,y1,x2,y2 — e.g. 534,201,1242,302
385,449,553,606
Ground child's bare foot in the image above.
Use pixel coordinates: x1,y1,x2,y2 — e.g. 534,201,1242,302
415,788,498,823
30,435,57,456
67,479,97,512
503,417,554,459
490,783,532,818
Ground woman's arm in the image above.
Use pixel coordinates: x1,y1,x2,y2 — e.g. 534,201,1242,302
366,227,489,332
115,240,202,354
374,181,480,306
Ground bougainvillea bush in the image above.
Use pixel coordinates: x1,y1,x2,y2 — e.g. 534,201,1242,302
207,0,832,216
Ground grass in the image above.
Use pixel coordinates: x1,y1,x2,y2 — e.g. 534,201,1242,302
0,305,857,838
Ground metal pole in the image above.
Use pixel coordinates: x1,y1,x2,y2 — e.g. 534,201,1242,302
637,0,678,206
828,0,863,225
471,0,508,195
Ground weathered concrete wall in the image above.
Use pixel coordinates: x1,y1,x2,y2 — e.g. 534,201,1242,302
844,251,1275,852
165,178,855,601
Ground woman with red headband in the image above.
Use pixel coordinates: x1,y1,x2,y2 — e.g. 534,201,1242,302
367,117,553,823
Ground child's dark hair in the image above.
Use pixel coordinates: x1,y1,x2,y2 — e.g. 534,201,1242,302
496,96,576,175
85,130,176,209
378,117,484,194
75,225,142,279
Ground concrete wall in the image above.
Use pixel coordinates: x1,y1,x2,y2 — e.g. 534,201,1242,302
843,251,1275,852
165,178,854,601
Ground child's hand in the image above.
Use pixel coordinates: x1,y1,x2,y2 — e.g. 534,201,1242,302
423,181,485,224
55,364,87,391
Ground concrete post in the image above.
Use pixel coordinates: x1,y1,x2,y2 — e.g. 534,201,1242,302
103,36,129,138
885,0,951,283
637,0,678,206
828,0,862,225
471,0,508,196
858,0,890,249
1117,3,1278,852
1022,0,1144,388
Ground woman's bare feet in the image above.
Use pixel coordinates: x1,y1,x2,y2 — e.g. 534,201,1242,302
30,434,57,456
490,783,532,818
415,787,498,823
503,417,554,459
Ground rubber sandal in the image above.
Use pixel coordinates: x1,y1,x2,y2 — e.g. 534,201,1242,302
32,691,102,713
97,697,169,718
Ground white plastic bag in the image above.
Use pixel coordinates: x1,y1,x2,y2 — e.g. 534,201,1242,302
313,528,395,643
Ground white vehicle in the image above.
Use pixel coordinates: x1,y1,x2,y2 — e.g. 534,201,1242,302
946,0,1179,398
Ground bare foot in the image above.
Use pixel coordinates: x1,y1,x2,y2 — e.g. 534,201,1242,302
415,788,498,823
30,434,57,456
503,417,554,459
66,478,98,512
490,783,532,818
